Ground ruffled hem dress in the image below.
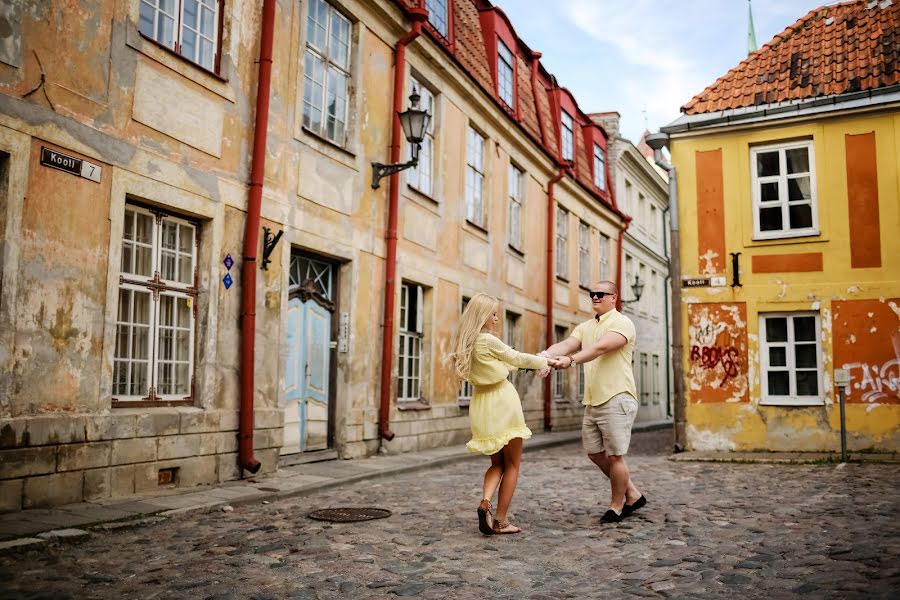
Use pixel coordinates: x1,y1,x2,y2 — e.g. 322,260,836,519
465,333,549,455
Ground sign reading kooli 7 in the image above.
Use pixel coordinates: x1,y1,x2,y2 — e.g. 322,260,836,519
40,147,102,183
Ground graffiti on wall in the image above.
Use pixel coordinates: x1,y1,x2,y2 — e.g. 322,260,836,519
833,299,900,406
687,303,749,403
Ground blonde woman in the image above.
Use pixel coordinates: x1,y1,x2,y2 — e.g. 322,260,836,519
448,293,561,535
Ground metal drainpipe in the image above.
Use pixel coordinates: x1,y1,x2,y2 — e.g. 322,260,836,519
662,205,672,418
238,0,276,475
378,7,428,442
652,144,686,451
543,167,566,431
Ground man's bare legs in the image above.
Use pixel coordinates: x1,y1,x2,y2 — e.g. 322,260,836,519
588,451,641,513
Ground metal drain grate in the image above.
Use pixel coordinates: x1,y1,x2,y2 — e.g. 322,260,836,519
307,507,392,523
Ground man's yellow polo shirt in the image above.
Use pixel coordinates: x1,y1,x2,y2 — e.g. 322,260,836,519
571,309,637,406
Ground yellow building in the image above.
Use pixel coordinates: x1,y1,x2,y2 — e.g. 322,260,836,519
656,0,900,452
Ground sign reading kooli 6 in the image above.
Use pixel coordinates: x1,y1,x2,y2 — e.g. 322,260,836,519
40,147,102,183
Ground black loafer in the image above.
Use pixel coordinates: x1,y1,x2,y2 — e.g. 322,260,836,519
623,495,647,516
600,509,622,523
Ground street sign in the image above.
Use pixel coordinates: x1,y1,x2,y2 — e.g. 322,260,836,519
40,147,102,183
682,277,710,287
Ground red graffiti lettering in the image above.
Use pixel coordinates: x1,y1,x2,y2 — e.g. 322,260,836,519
690,345,740,386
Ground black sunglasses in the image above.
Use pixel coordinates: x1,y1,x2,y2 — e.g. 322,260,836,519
589,290,615,300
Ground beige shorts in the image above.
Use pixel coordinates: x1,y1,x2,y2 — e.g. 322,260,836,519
581,393,639,456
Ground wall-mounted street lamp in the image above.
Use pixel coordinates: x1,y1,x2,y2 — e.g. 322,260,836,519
371,88,432,189
621,274,645,304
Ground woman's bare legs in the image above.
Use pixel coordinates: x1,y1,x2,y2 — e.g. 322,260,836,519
494,437,523,531
482,451,504,502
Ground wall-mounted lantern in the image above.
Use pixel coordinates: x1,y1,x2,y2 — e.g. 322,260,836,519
371,88,432,189
621,274,645,304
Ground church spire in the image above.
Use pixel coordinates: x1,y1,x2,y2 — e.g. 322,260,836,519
747,0,758,55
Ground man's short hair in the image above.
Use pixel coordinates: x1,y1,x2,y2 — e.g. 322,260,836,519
595,281,619,295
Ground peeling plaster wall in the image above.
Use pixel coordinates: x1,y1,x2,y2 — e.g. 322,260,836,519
670,112,900,452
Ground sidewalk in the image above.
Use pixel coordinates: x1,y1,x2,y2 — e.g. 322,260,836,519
670,450,900,464
0,427,588,551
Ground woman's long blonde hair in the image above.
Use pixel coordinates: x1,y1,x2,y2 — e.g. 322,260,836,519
446,293,499,384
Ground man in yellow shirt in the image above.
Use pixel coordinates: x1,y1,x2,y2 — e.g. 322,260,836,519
541,281,646,524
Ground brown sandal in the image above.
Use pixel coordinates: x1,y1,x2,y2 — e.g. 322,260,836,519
477,499,494,536
492,518,522,534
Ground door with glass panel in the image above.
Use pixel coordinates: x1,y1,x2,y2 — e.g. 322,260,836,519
282,252,336,454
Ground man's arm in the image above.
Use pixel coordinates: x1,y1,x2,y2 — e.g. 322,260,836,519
559,331,627,367
542,336,581,357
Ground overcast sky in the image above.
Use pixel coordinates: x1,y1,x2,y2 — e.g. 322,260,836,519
497,0,829,142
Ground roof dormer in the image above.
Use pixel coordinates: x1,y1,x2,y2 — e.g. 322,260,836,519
478,7,520,117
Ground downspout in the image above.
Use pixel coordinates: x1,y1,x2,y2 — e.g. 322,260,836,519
543,167,566,431
648,135,686,451
662,205,672,418
238,0,276,474
615,217,631,311
378,7,429,441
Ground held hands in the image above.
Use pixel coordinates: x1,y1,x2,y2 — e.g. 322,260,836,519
536,350,572,377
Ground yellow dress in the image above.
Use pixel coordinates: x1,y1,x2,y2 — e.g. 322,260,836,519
465,333,549,455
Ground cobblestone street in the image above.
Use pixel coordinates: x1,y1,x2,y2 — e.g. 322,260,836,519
2,429,898,599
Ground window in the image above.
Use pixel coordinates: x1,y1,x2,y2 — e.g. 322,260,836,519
398,282,425,402
114,204,197,403
650,204,659,239
407,77,435,195
578,363,585,398
760,312,823,405
624,179,634,216
578,221,590,287
458,297,472,406
561,110,574,162
504,311,519,349
497,39,515,108
593,144,606,190
507,164,524,251
303,0,351,145
639,353,649,406
649,270,659,320
425,0,449,38
751,140,818,239
465,127,486,228
555,207,568,279
554,326,567,399
652,354,660,405
139,0,222,72
638,262,647,313
638,193,647,231
599,233,610,280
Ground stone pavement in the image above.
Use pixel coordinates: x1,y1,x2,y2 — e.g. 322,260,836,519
2,426,899,599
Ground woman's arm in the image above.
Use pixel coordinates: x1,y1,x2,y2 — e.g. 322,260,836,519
486,335,549,371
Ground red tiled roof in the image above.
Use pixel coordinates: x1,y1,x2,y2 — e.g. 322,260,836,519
682,0,900,115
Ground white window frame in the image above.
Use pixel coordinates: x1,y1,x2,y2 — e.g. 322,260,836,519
425,0,449,38
457,297,473,406
139,0,222,72
497,38,515,108
465,127,486,228
504,311,520,383
507,164,524,251
639,353,649,406
759,312,824,406
593,144,606,190
114,204,198,403
750,140,818,240
407,76,436,196
598,233,610,280
578,221,590,287
303,0,352,146
561,110,574,162
554,326,567,399
555,206,568,279
398,282,425,403
652,354,660,405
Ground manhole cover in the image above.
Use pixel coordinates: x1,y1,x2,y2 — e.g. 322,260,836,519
307,507,392,523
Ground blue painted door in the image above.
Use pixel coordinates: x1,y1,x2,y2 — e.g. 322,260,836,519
282,255,334,454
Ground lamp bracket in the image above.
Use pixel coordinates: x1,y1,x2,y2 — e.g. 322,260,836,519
371,158,418,190
261,227,283,271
